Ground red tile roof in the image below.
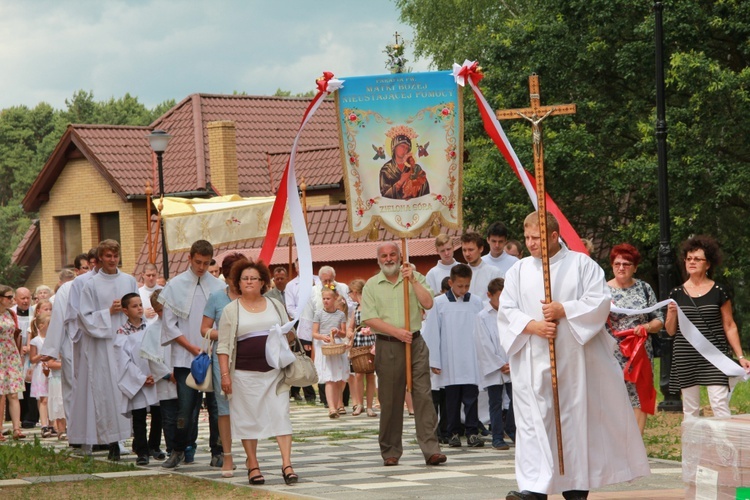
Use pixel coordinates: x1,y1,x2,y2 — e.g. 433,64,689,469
134,204,462,277
151,94,340,197
11,220,41,281
23,94,342,211
267,146,342,192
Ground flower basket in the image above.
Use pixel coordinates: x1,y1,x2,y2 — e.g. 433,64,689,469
349,345,375,373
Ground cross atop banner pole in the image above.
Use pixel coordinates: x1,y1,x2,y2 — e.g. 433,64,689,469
496,73,576,476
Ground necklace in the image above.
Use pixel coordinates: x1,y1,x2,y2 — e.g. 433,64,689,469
241,296,265,312
685,280,712,297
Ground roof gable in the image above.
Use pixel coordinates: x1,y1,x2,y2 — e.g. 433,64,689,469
22,124,153,212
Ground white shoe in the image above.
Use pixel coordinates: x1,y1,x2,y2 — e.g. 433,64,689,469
119,441,131,455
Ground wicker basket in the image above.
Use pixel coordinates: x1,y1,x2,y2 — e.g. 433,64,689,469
349,345,375,374
321,342,347,356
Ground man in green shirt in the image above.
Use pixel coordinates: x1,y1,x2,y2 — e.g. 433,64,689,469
361,241,447,467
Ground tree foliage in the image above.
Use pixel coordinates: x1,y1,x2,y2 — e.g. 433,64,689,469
0,91,174,285
397,0,750,336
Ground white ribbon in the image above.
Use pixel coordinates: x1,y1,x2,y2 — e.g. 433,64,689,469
612,299,749,381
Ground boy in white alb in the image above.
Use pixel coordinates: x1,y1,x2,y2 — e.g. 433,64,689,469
473,277,514,451
115,293,157,466
425,233,459,295
424,264,484,448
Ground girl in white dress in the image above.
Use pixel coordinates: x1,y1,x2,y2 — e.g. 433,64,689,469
312,287,348,418
29,312,52,437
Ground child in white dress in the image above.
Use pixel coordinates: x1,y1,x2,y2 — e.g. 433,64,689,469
29,312,52,437
312,287,348,418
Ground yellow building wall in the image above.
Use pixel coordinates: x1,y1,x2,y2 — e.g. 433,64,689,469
23,260,44,294
36,158,148,287
306,191,346,208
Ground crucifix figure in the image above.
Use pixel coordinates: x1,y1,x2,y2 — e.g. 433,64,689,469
496,73,576,475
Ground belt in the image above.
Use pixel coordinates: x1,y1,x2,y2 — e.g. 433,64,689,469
376,330,421,342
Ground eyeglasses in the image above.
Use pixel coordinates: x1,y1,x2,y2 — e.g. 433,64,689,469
240,276,262,282
684,257,707,263
613,262,633,268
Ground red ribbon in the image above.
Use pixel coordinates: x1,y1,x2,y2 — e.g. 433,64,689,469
613,327,656,415
259,72,332,265
458,61,484,85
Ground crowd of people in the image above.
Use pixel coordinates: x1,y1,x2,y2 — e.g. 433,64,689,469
0,219,747,499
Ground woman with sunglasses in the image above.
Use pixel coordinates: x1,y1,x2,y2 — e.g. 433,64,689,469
605,244,663,434
665,235,750,418
0,285,25,440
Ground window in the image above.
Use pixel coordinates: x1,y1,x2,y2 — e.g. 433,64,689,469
59,216,82,268
97,212,120,243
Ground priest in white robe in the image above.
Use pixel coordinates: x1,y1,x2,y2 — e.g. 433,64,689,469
498,212,649,500
72,240,136,458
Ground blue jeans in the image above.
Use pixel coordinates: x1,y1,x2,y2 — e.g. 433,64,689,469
172,367,201,453
487,383,515,446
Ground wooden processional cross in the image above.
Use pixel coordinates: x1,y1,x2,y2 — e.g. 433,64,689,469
496,74,576,475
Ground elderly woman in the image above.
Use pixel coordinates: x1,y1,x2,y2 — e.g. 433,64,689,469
200,252,247,477
665,235,750,418
0,285,25,440
217,260,298,486
605,244,663,434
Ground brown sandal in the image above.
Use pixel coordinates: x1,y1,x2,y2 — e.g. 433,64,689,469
13,429,26,440
352,404,363,416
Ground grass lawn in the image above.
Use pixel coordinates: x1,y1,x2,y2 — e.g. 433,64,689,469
0,438,133,480
643,358,750,461
1,475,280,500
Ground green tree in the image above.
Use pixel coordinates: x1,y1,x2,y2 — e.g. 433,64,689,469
397,0,750,335
0,91,176,283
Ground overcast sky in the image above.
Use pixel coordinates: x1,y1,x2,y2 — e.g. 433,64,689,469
0,0,433,110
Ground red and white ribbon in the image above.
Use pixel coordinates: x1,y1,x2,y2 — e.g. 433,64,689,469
260,72,344,321
452,60,587,254
612,300,750,381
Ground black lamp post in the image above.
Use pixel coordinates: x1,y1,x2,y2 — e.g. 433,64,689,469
654,1,682,412
146,129,173,280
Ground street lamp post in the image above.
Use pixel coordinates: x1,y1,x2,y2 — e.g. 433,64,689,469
654,1,682,412
146,130,173,280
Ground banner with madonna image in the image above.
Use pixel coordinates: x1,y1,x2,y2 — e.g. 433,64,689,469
336,71,463,238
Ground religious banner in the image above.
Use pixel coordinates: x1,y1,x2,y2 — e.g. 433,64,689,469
336,71,463,237
161,195,292,253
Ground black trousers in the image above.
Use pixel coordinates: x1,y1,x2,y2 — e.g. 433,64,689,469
431,389,448,439
444,384,479,436
21,382,39,426
148,406,162,451
132,408,150,456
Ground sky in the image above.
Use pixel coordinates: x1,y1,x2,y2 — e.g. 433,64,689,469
0,0,434,110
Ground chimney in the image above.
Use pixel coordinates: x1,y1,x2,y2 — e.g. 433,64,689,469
207,120,239,196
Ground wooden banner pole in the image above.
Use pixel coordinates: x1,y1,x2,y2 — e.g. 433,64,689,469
401,237,412,393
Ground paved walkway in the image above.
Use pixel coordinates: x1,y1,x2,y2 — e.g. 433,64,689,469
3,402,686,499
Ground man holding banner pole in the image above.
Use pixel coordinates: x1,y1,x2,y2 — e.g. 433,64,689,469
361,241,446,467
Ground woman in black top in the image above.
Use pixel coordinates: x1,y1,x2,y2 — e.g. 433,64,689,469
665,236,750,418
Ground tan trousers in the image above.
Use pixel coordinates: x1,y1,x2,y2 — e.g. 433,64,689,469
375,334,440,461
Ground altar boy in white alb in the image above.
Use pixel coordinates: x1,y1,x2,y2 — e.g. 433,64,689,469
498,212,649,500
424,263,484,448
74,240,138,460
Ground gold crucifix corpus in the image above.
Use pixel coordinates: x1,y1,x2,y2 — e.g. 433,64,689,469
496,73,576,476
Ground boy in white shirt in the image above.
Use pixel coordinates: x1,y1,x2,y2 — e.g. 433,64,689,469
473,278,515,450
425,234,459,295
425,264,484,448
115,293,157,466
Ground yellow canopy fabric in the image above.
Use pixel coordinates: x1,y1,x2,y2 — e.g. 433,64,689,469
160,195,292,253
